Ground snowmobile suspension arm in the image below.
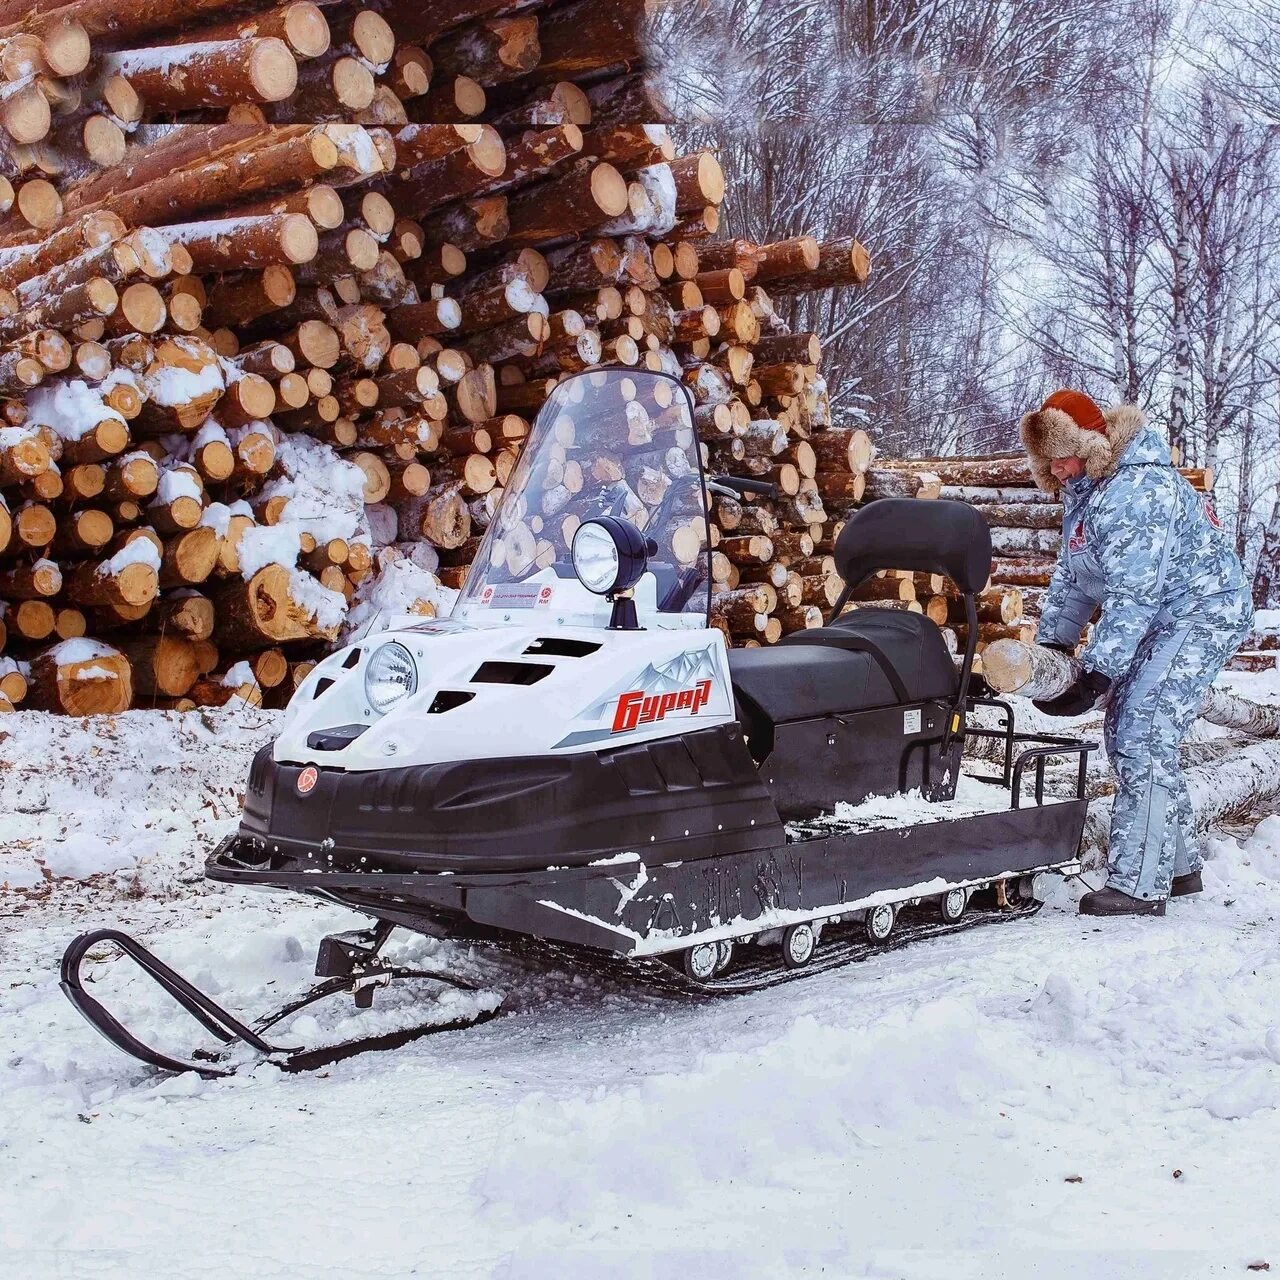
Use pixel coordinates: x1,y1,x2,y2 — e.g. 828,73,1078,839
60,928,285,1078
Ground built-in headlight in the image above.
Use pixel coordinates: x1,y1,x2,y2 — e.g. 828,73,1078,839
364,642,417,714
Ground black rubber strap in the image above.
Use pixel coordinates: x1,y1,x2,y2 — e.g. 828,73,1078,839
781,631,911,703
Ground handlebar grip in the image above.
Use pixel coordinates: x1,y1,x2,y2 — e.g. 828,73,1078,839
710,475,781,498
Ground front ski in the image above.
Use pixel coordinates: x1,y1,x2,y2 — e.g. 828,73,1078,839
60,928,502,1079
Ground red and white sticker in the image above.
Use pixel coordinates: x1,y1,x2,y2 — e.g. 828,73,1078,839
1068,520,1087,554
1204,498,1223,530
479,582,554,609
611,678,712,733
297,765,318,796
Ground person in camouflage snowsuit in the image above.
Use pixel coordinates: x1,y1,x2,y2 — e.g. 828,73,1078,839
1019,389,1252,917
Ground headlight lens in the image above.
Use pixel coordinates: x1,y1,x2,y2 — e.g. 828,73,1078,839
364,642,417,714
572,520,621,594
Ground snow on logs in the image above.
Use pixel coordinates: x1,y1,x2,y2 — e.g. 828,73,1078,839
0,1,888,712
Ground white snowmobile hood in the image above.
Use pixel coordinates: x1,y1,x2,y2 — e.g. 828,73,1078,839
273,616,737,771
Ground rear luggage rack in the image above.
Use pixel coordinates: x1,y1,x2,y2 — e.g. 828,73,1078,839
965,696,1095,805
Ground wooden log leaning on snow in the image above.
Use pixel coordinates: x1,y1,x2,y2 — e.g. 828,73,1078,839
1079,735,1280,869
1196,687,1280,738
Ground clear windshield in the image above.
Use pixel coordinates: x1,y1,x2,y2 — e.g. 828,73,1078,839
454,369,711,630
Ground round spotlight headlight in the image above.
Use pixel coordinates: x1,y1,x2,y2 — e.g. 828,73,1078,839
571,517,648,596
571,520,622,594
364,641,417,714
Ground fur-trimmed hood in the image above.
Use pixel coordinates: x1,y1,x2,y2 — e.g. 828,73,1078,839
1019,402,1154,493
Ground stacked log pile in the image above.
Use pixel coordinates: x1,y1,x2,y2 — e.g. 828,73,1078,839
0,0,879,712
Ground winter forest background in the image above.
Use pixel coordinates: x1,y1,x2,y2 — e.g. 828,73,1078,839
650,0,1280,606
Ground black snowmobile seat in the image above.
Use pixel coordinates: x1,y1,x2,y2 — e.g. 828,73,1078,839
833,498,992,597
728,497,985,745
729,610,956,742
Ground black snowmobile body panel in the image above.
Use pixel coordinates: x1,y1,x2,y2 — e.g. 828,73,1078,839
231,696,965,878
761,700,962,813
209,787,1089,956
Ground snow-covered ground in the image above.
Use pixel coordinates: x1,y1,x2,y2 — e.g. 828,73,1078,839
3,700,1280,1279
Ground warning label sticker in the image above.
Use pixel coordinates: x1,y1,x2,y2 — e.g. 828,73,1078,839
903,708,922,735
479,583,554,609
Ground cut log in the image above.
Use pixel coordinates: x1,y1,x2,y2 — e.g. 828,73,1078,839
63,552,159,609
979,640,1077,699
161,213,318,272
116,635,201,697
27,641,132,715
431,14,540,84
989,527,1059,557
503,162,629,248
101,39,300,111
153,592,215,640
903,457,1034,488
213,563,339,650
1198,687,1280,737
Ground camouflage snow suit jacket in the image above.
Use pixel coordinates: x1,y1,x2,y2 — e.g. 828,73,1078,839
1037,407,1252,899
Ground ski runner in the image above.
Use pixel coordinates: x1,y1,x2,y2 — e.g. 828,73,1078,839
1018,389,1252,918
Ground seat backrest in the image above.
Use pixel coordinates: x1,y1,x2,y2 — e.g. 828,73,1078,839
835,498,991,595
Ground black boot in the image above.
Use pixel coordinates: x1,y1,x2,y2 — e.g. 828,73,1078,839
1171,870,1203,897
1079,887,1166,917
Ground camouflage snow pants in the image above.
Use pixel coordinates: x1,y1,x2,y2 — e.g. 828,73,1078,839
1103,597,1253,901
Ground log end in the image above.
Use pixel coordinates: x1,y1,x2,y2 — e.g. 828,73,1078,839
281,214,320,264
285,2,332,58
590,163,630,217
248,36,301,103
42,647,133,716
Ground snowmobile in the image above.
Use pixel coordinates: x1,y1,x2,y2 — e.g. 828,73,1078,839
62,367,1095,1077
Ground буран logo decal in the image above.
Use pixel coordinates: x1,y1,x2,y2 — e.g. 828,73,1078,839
297,766,319,795
611,679,712,733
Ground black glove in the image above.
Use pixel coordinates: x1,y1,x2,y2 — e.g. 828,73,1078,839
1039,640,1077,656
1034,668,1111,718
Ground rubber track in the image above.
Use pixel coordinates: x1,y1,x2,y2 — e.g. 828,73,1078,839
477,898,1044,999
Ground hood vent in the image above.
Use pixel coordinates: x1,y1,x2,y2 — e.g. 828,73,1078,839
523,637,601,658
428,690,475,714
470,661,553,686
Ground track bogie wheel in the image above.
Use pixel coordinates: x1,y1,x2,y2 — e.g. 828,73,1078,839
713,940,735,975
682,942,719,983
864,903,896,944
781,923,816,969
939,888,968,923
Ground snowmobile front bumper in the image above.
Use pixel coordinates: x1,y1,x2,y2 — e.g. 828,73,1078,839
230,723,785,875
